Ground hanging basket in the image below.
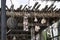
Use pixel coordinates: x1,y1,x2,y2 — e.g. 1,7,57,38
7,17,17,29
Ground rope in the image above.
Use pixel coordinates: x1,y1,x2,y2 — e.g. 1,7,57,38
10,0,15,17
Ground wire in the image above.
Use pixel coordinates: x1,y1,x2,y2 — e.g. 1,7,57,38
10,0,13,5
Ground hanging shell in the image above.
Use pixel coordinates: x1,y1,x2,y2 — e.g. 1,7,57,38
7,17,17,29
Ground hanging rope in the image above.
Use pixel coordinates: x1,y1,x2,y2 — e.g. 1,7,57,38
10,0,13,5
10,0,15,17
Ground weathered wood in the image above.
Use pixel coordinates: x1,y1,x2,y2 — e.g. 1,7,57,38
6,11,60,17
18,23,48,27
7,34,31,37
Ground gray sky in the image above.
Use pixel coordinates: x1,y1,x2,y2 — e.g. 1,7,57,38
6,0,28,9
6,0,60,10
0,0,60,10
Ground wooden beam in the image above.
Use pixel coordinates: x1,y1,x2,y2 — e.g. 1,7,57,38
6,11,60,17
7,34,31,36
17,23,48,27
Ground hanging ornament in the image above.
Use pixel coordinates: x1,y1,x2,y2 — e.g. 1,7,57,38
41,18,46,24
23,25,29,31
7,3,17,29
7,17,17,29
34,17,38,22
13,36,16,40
36,33,40,40
35,25,40,32
23,15,29,31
